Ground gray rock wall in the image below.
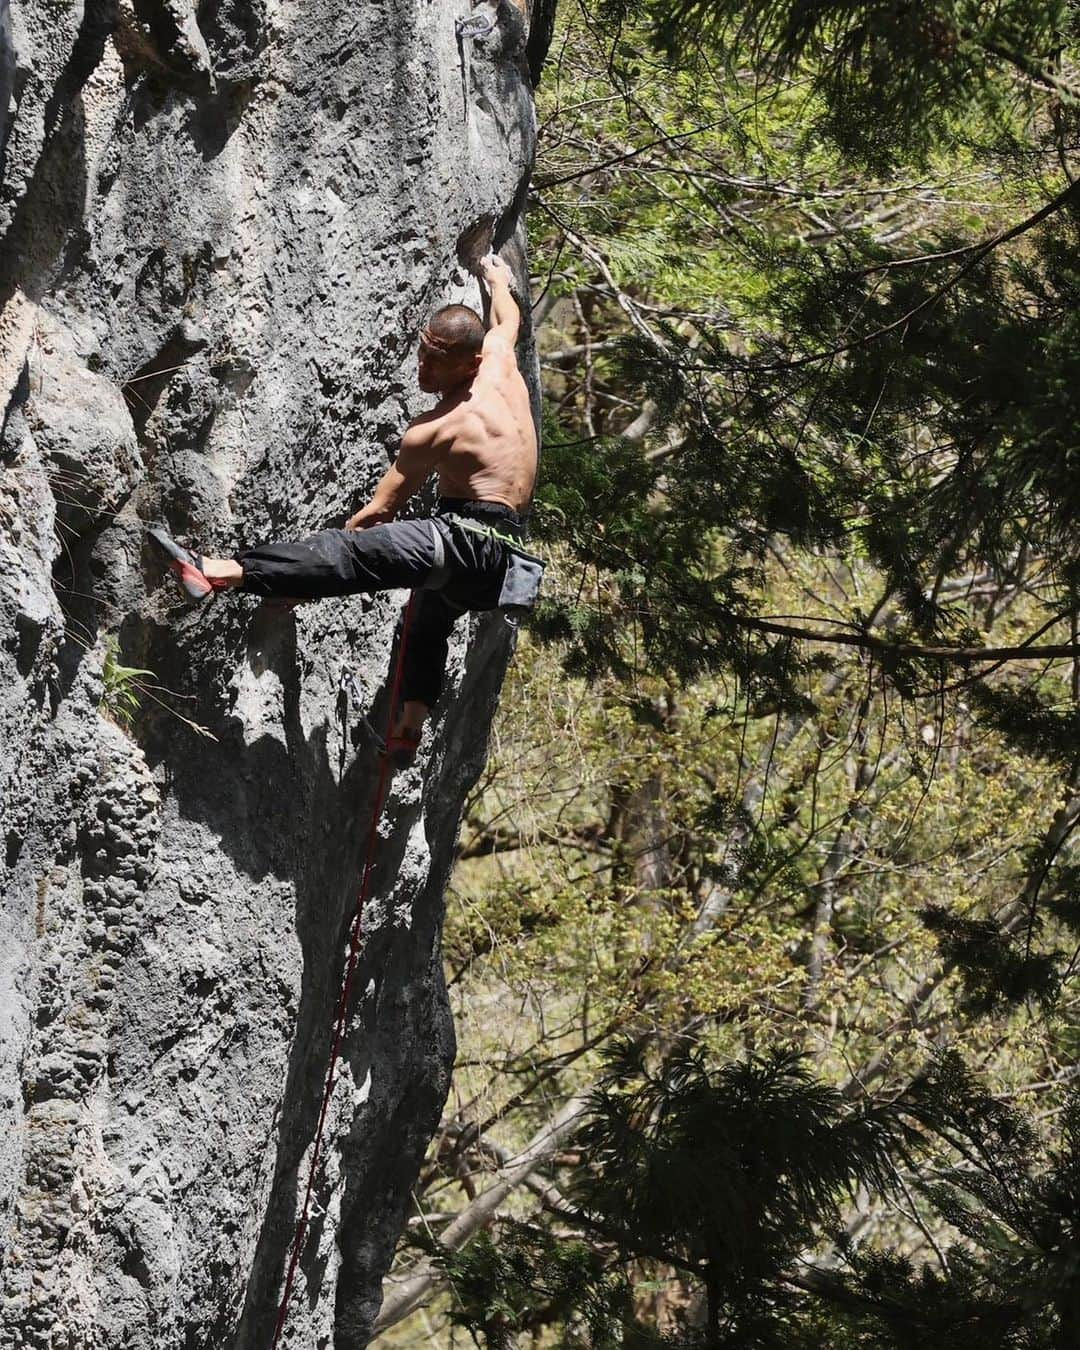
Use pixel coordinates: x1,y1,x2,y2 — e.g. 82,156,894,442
0,3,548,1345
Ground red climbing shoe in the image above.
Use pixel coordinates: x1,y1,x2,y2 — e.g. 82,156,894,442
147,526,216,601
383,730,421,769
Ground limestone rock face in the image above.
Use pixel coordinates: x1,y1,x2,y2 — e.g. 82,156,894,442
0,3,548,1345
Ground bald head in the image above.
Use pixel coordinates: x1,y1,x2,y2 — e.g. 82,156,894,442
423,304,485,358
417,304,485,395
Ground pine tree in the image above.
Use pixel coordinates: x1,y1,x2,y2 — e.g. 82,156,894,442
442,1050,1080,1348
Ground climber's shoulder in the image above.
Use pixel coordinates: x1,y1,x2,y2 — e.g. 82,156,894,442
400,404,446,450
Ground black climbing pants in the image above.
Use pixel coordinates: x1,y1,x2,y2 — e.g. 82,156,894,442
236,499,526,708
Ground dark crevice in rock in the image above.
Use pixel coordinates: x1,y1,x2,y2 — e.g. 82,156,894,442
2,361,30,444
14,611,45,679
526,0,559,85
456,212,498,271
50,527,102,698
6,829,23,870
0,108,88,298
130,0,185,71
114,11,177,87
125,0,211,92
122,323,210,439
185,77,259,160
0,7,17,179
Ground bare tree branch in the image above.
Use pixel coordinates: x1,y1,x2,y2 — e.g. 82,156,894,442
373,1095,590,1335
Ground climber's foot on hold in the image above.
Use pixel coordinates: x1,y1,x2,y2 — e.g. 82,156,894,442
148,526,215,601
384,729,420,769
148,527,241,602
384,701,428,769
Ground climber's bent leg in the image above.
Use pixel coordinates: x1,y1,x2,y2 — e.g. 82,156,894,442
383,592,464,766
235,521,441,600
400,589,464,709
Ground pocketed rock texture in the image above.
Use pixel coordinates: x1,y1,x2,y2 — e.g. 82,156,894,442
0,3,551,1346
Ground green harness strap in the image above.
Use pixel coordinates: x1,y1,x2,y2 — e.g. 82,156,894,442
446,515,545,564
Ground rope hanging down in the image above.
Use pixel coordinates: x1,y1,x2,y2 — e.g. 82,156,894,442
270,591,417,1350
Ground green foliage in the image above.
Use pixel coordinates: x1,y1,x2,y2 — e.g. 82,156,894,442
528,15,1080,711
441,1051,1080,1348
100,637,154,731
443,1224,638,1349
921,905,1061,1011
574,1045,900,1304
833,1246,1045,1349
614,0,1075,169
744,213,1080,594
1044,865,1080,935
968,684,1080,766
531,3,1080,689
889,1053,1080,1347
391,4,1080,1344
552,206,1080,667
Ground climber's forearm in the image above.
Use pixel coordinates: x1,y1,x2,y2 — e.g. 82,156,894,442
347,500,393,529
479,253,520,341
346,464,416,530
487,272,519,330
347,421,443,529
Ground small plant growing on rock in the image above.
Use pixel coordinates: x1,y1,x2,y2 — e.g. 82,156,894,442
100,638,154,731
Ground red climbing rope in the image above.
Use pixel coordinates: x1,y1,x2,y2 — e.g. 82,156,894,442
269,592,417,1350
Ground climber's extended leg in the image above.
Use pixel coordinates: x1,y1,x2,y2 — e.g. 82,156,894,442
151,521,442,603
238,522,442,599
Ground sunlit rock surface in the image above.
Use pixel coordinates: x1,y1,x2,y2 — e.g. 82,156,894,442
0,3,549,1344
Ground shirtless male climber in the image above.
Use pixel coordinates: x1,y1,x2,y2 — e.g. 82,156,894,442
149,253,540,766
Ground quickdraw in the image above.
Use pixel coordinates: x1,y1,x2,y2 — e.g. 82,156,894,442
340,665,389,754
455,7,499,117
455,10,498,41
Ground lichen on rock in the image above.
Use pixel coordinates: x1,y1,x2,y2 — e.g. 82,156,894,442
0,3,549,1345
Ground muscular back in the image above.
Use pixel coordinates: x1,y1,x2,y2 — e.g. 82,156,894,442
432,334,538,513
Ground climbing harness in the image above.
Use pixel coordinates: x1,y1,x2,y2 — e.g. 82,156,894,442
440,514,546,615
270,592,417,1350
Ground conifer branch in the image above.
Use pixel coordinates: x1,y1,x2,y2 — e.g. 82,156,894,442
726,609,1080,664
842,792,1080,1099
535,117,727,189
973,34,1080,106
533,198,672,357
762,176,1080,370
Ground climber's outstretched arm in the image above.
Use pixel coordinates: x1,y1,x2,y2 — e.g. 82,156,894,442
346,416,443,530
479,252,520,350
